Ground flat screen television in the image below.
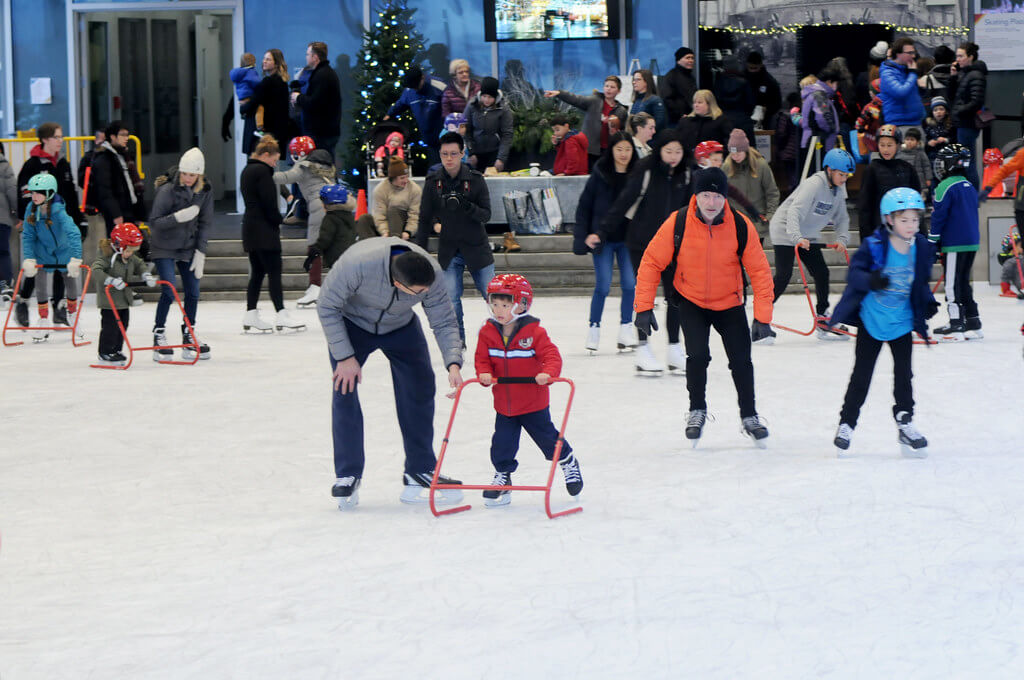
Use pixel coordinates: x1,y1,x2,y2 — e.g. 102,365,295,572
484,0,620,41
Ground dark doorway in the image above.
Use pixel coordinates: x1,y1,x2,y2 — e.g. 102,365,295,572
797,24,893,82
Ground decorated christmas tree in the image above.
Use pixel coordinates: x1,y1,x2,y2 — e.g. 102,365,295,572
344,0,427,186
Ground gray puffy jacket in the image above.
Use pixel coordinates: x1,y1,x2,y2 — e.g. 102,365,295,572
464,91,514,164
148,170,213,260
317,237,462,368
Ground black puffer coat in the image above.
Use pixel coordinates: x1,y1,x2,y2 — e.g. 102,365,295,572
240,158,282,252
948,60,988,130
599,151,690,252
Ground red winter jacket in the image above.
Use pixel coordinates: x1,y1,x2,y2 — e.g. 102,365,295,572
474,316,562,416
553,130,589,176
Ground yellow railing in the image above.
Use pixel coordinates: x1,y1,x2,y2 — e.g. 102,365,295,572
0,134,145,179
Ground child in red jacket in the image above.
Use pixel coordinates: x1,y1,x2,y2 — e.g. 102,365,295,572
550,114,589,176
474,273,583,506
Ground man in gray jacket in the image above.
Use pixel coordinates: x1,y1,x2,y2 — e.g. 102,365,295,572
317,236,465,509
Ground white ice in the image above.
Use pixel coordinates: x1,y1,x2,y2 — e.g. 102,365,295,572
2,288,1023,679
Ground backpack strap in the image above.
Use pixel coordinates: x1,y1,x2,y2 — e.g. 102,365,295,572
670,203,748,268
624,169,651,220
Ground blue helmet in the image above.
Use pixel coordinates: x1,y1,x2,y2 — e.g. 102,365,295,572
320,184,349,205
880,187,925,217
823,148,855,175
444,112,466,130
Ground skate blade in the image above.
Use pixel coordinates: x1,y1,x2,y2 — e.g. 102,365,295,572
337,491,360,511
937,333,965,343
835,447,852,459
965,330,984,340
152,353,176,363
399,485,464,505
900,444,928,459
483,494,511,508
242,326,274,334
296,301,318,308
667,366,686,376
816,331,849,341
585,346,598,354
687,437,701,449
635,367,664,377
275,325,307,333
616,343,637,352
752,337,775,346
747,436,768,449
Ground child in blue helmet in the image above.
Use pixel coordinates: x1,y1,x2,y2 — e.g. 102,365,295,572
829,187,939,458
766,147,854,342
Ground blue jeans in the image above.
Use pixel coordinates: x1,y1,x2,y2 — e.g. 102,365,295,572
443,253,494,341
153,258,200,329
589,240,635,326
330,316,438,479
956,127,980,188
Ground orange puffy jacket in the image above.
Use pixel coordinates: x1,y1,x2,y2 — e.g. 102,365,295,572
984,146,1024,202
634,196,774,323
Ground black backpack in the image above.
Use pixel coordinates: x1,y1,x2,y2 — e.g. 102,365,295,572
665,202,749,284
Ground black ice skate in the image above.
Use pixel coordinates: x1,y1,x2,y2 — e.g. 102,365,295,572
152,326,175,363
685,409,707,448
14,300,29,328
332,476,361,511
964,316,983,340
741,415,769,449
895,411,928,458
559,454,583,496
483,471,512,507
401,471,463,505
96,351,127,367
934,319,966,342
815,315,849,341
181,324,210,360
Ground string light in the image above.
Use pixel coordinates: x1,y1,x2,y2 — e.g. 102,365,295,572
699,21,970,38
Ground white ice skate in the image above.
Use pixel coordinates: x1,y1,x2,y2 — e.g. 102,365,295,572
400,471,464,505
275,309,307,333
634,343,664,376
332,477,361,511
242,309,273,334
833,423,854,458
585,324,600,354
31,318,50,343
296,284,320,308
896,412,928,458
666,343,686,375
616,323,637,352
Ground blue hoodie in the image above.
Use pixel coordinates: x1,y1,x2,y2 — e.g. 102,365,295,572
830,228,938,340
21,196,83,271
879,60,926,126
229,65,261,101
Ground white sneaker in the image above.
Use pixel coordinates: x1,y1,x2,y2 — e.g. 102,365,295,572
585,324,600,353
296,284,320,308
275,308,307,332
634,342,664,376
616,323,637,352
242,309,273,333
666,342,686,373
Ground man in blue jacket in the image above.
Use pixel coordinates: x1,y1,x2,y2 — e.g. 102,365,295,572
880,38,926,135
385,66,444,162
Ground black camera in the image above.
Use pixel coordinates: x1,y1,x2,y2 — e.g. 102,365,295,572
442,190,463,211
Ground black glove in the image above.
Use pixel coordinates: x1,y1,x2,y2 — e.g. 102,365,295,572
869,270,890,290
460,196,477,214
979,186,992,203
751,320,775,343
303,247,320,272
926,299,940,319
634,310,659,336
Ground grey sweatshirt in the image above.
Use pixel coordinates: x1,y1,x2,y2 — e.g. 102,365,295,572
317,237,462,367
0,154,16,225
768,171,850,247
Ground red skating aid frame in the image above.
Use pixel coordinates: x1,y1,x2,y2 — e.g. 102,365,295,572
2,264,93,347
430,376,581,520
89,280,201,370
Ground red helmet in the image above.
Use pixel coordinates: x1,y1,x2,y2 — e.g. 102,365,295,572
487,273,533,311
694,140,724,163
110,222,144,251
288,136,316,160
983,148,1004,166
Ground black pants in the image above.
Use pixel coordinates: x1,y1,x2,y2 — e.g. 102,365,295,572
943,250,978,321
839,331,913,428
99,307,128,354
629,248,680,344
773,243,830,316
677,296,757,418
247,249,284,312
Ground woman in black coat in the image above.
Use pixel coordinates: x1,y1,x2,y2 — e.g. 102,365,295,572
574,132,638,352
240,135,302,332
947,41,988,187
594,129,690,374
241,50,293,155
677,90,733,166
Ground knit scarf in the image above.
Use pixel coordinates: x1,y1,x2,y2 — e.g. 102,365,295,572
100,141,138,205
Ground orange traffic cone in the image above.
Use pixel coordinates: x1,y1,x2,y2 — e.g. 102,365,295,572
356,189,368,219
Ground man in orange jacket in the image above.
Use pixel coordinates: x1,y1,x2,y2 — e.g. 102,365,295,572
980,145,1024,231
634,167,775,447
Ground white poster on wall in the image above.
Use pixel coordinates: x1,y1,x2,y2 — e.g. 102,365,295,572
975,12,1024,72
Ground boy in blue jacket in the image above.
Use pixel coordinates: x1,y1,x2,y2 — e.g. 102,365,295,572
229,53,263,135
829,188,938,458
929,143,981,341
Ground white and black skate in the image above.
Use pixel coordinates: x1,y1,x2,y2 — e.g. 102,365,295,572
666,343,686,375
242,309,273,334
296,284,320,309
585,324,600,354
634,343,664,376
401,471,464,505
96,351,127,367
181,325,210,360
816,315,850,341
741,415,769,449
31,319,50,343
559,454,583,497
685,409,708,448
483,471,512,507
14,300,29,328
895,412,928,458
934,320,966,342
332,476,361,511
964,316,983,340
616,323,637,353
152,327,175,363
275,309,307,333
834,423,854,458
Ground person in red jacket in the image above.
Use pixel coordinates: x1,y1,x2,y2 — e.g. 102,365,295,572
474,273,583,506
550,114,589,176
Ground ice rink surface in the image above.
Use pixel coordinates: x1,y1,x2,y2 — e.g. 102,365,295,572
2,288,1023,679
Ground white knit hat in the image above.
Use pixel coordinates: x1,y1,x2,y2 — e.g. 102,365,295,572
870,40,888,61
179,147,205,174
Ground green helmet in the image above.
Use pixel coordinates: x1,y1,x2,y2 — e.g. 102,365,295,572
27,173,58,200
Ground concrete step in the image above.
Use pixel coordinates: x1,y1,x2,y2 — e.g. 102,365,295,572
205,239,309,257
204,255,307,275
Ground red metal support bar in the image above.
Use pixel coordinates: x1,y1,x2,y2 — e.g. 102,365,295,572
2,264,92,347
